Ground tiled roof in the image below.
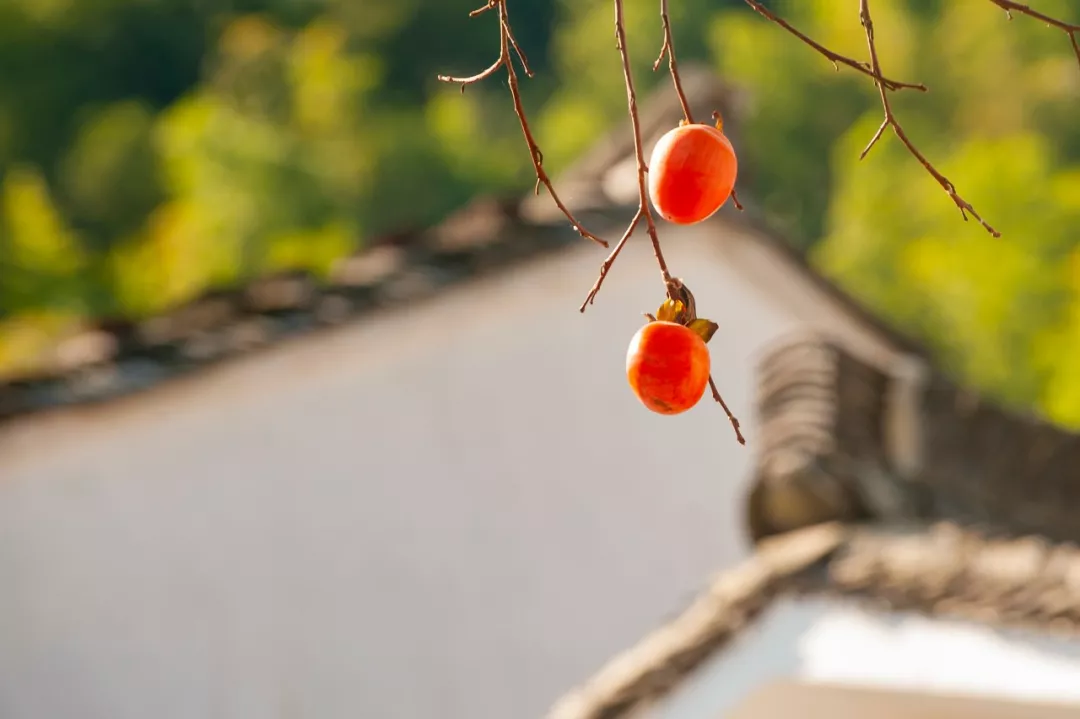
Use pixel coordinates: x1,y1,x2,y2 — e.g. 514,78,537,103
0,198,631,424
548,333,1080,719
749,335,1080,545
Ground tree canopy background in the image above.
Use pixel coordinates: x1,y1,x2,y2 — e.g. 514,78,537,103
0,0,1078,425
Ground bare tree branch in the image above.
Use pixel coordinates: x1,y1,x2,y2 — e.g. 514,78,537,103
742,0,928,92
614,0,676,296
987,0,1080,70
858,0,1001,237
654,0,695,124
441,0,1080,447
437,1,608,247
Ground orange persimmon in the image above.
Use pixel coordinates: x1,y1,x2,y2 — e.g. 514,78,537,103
647,123,738,225
626,320,711,415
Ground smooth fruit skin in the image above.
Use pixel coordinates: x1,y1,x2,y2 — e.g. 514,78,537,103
647,124,738,225
626,321,711,415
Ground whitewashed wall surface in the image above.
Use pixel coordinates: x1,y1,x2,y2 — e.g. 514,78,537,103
0,220,809,719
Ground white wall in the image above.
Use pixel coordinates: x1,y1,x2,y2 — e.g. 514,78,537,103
654,597,1080,719
0,221,802,719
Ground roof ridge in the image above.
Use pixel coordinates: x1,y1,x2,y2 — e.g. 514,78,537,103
0,198,628,425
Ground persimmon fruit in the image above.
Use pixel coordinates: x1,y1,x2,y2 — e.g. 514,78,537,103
626,320,711,415
647,123,738,225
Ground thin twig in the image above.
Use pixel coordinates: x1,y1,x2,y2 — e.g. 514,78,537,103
730,188,744,210
614,0,676,297
710,375,746,445
579,209,643,312
504,14,533,74
437,1,608,247
987,0,1080,69
442,57,503,87
742,0,927,92
654,0,694,123
468,0,496,17
858,0,1000,237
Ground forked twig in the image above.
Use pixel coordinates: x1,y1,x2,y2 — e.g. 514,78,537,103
654,0,695,124
743,0,1079,237
858,0,1000,237
437,1,608,248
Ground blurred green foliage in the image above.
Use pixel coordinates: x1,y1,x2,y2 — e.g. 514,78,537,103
0,0,1078,427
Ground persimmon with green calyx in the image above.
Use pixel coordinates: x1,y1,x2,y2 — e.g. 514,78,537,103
626,298,718,415
647,118,738,225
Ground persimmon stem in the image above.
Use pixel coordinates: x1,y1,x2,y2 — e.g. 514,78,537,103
437,0,608,248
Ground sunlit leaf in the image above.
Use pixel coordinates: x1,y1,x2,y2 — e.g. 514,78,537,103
687,318,718,344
